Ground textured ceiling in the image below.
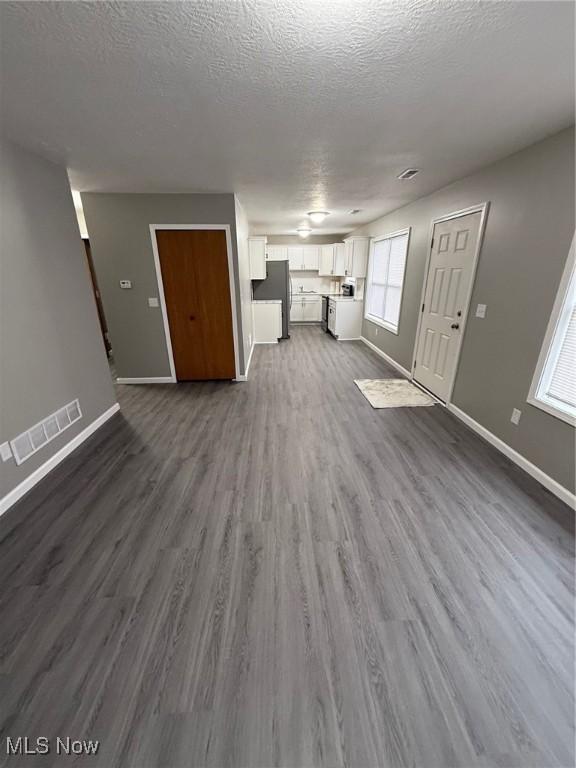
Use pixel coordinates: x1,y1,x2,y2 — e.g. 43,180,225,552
1,1,574,234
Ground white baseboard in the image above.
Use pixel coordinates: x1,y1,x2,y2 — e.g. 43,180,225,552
245,343,255,377
234,343,254,382
116,376,175,384
253,340,278,344
447,403,575,509
0,403,121,517
360,336,412,378
337,336,362,342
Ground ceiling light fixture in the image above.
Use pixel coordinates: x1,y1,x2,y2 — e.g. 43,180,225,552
397,168,420,180
297,226,312,238
307,211,330,224
348,209,361,215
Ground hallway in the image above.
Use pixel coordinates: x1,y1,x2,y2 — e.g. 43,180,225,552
0,327,573,767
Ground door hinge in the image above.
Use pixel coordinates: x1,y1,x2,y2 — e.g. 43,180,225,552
431,238,434,249
421,303,425,312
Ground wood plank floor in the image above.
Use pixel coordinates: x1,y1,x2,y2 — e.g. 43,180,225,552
0,325,573,768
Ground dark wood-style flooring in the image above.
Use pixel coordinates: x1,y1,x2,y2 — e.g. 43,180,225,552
0,326,574,768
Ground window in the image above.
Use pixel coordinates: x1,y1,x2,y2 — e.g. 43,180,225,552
528,236,576,425
364,229,410,334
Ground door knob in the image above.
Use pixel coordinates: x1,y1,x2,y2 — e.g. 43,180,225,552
451,323,460,329
189,315,195,321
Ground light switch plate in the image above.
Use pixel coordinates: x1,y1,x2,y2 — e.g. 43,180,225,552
119,280,132,289
511,408,522,425
148,297,159,307
0,442,13,462
475,303,487,318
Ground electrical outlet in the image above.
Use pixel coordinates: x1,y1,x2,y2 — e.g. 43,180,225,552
374,327,378,337
119,280,132,289
475,303,487,318
511,408,522,425
148,297,159,307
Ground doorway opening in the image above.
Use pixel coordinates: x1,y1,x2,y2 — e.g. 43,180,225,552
83,238,112,358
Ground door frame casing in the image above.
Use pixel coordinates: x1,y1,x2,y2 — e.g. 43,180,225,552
149,224,241,382
411,202,490,404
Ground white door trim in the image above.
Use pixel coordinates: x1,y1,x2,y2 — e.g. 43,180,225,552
411,202,490,404
149,224,241,382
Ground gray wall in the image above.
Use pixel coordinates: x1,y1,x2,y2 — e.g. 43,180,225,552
82,193,248,378
0,139,116,499
354,127,575,492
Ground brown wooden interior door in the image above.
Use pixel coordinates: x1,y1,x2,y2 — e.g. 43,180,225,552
156,229,236,380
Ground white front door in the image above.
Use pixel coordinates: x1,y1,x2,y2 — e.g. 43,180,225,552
413,211,483,401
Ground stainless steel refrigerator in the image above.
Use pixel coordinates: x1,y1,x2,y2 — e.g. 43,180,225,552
251,260,291,339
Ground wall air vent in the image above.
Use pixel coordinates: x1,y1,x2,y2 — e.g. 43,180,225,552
397,168,420,180
10,399,82,465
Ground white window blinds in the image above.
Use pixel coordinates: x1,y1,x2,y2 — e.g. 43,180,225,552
540,282,576,411
531,244,576,423
365,230,409,333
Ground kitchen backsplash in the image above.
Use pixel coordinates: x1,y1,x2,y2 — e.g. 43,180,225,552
290,272,342,294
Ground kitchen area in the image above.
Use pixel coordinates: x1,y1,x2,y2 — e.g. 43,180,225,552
249,235,370,343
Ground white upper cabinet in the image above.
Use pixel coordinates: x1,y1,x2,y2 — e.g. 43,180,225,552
334,243,346,276
319,245,334,276
249,236,267,280
319,243,346,276
267,244,288,261
288,245,320,271
303,245,319,270
288,246,304,271
343,236,370,278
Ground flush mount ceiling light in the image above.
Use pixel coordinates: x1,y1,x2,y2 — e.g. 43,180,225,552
307,211,330,224
297,226,312,238
397,168,420,180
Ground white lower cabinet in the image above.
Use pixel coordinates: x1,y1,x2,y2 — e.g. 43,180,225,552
252,301,282,343
290,295,321,323
303,297,322,322
327,299,363,339
327,302,336,333
290,298,304,322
